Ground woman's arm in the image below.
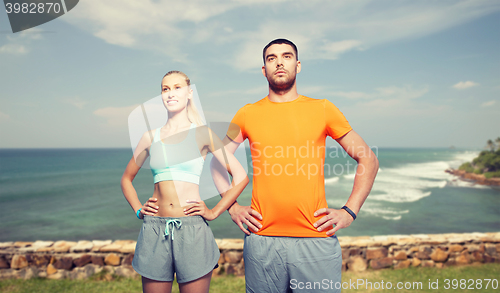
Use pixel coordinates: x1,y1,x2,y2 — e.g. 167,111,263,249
120,131,158,219
184,127,249,220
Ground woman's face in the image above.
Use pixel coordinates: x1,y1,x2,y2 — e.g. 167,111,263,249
161,74,192,112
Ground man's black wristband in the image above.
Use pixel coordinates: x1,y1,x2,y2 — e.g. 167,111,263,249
341,206,356,220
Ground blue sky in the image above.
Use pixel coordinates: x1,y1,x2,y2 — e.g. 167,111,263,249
0,0,499,149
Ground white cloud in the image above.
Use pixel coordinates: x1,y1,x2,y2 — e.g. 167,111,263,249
60,0,500,70
62,97,87,109
481,100,496,107
0,44,28,55
93,105,138,127
317,40,365,60
0,28,44,55
452,81,479,89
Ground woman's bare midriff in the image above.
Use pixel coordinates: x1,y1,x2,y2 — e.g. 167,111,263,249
152,181,202,217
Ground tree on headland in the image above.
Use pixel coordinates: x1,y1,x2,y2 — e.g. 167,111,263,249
486,139,495,152
459,138,500,178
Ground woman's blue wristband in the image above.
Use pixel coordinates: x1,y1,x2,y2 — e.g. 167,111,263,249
341,206,356,220
136,208,142,219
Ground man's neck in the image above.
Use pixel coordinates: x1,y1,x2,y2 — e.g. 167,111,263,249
267,86,300,103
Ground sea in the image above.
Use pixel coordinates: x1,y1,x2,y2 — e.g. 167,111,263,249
0,147,499,242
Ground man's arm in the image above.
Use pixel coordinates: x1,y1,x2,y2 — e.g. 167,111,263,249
314,130,379,236
210,135,262,235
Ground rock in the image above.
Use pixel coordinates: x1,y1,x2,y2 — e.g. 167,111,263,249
119,242,136,254
54,257,74,270
0,242,14,249
394,251,408,260
74,254,92,267
38,241,77,253
22,267,38,280
394,260,411,269
218,252,225,265
484,255,496,263
430,248,449,262
224,251,243,264
99,243,123,253
104,253,121,266
456,252,470,265
115,266,139,278
366,247,388,260
11,255,28,269
91,256,105,266
47,264,57,275
68,264,97,280
485,244,497,256
38,271,47,278
408,246,419,254
47,270,67,280
0,269,15,279
225,262,244,276
370,257,393,269
0,256,10,269
471,251,484,262
421,260,435,268
122,254,134,266
412,257,421,267
347,256,367,272
466,244,480,252
218,239,244,250
341,249,350,260
417,246,432,260
13,242,32,248
349,248,362,256
26,254,51,267
70,241,93,253
91,240,112,252
449,244,464,253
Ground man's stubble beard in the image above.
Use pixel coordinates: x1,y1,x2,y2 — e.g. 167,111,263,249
268,72,296,95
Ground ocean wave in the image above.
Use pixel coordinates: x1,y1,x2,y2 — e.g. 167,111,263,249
324,177,339,185
361,206,409,221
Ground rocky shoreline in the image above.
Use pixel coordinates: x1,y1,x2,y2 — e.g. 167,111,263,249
1,232,499,280
445,169,500,187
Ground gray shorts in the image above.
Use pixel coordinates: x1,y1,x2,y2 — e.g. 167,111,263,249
132,215,220,283
244,233,342,293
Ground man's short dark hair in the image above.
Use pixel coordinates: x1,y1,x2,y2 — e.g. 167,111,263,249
263,38,298,64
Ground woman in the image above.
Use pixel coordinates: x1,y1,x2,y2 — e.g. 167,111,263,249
121,70,248,293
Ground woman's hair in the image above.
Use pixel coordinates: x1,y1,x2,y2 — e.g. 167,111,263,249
162,70,204,126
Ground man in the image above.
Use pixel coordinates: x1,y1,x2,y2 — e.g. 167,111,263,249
211,38,379,292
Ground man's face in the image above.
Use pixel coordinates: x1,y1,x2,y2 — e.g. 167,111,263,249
262,44,301,92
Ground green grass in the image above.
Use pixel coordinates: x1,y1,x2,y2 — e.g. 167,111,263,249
0,264,499,293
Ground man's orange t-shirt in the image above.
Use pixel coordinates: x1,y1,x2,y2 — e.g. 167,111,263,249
228,95,352,237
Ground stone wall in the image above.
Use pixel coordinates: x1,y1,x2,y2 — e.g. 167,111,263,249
1,232,499,280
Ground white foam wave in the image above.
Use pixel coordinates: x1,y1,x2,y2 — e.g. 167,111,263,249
362,207,409,221
324,177,339,185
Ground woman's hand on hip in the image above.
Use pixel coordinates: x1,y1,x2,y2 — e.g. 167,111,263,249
140,197,159,219
184,200,216,221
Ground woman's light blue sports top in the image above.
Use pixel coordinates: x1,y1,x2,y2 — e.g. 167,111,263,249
149,123,205,184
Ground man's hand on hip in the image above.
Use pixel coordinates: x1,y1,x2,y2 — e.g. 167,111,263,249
229,203,263,235
313,208,354,236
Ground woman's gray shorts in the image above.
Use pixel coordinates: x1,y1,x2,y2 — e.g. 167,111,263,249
132,215,220,283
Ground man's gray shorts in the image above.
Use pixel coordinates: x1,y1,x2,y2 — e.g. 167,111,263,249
244,233,342,293
132,215,220,283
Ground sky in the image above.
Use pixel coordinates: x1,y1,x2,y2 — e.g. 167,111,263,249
0,0,499,149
